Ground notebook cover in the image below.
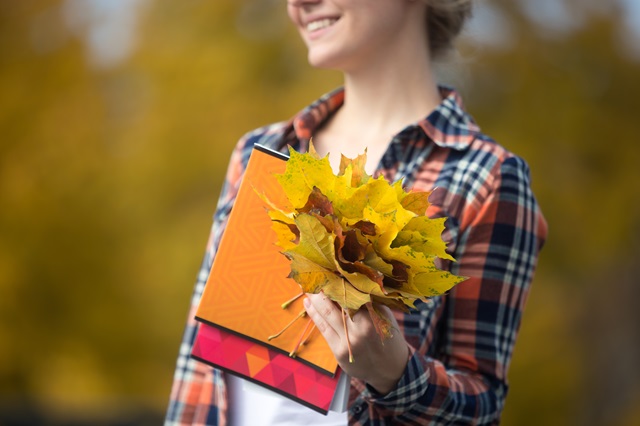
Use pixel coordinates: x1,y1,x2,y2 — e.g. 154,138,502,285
192,322,347,415
194,144,339,375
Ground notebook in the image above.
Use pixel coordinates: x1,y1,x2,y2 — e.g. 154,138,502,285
192,144,347,414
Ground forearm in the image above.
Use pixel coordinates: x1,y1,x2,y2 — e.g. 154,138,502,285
357,344,505,425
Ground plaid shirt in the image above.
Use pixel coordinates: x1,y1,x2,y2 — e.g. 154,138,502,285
165,87,547,425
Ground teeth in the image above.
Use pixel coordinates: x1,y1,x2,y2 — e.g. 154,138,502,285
306,18,337,32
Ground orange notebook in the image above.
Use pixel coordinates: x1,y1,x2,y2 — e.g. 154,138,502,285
195,144,339,375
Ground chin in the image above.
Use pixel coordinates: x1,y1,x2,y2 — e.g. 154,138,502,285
306,50,350,71
307,56,331,69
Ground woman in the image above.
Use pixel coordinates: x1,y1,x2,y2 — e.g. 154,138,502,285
166,0,547,424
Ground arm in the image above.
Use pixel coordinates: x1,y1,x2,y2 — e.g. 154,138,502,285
165,122,290,424
165,138,248,425
305,155,547,424
373,155,546,424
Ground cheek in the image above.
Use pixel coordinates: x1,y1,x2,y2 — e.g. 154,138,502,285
286,5,299,26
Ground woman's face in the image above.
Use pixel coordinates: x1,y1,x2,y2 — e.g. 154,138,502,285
287,0,424,72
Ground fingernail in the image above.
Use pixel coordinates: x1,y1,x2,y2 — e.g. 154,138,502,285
303,297,310,309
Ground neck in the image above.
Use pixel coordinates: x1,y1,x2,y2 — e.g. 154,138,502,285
310,5,441,167
312,55,441,174
321,58,439,152
341,65,440,137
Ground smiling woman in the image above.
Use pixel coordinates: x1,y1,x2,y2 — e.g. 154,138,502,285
287,0,429,73
165,0,547,425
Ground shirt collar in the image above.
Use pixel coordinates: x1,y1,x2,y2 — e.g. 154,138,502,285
287,85,479,151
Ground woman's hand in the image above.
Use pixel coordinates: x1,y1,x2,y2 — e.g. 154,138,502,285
304,293,410,395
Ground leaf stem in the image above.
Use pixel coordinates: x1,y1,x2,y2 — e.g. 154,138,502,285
342,278,354,363
289,318,314,358
268,309,307,341
342,308,353,363
300,324,316,347
281,292,304,310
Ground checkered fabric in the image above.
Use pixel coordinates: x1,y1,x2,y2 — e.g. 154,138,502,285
165,87,547,425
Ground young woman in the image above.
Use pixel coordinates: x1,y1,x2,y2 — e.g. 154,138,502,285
165,0,547,424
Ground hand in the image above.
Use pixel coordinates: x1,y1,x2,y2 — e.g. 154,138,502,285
304,293,410,395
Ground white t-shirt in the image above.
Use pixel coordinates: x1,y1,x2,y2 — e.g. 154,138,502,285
227,374,348,426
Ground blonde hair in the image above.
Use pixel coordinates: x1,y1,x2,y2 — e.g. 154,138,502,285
424,0,473,59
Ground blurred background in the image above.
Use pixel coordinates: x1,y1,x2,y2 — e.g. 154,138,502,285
1,0,639,425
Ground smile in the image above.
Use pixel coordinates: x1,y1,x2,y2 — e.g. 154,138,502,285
306,18,339,33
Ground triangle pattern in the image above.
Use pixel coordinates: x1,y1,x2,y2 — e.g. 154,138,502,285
278,373,297,395
246,350,270,377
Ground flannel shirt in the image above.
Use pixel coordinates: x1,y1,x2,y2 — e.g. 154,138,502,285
165,86,547,425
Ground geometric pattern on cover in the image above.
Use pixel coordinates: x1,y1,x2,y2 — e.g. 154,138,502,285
191,322,343,415
194,146,338,374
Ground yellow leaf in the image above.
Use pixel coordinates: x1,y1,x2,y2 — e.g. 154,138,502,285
277,146,356,211
284,251,342,294
286,250,372,312
271,221,297,251
335,262,387,298
277,146,335,209
253,184,295,218
268,208,295,225
365,302,393,339
322,278,372,312
410,269,467,297
371,295,412,312
339,178,413,227
266,145,467,345
308,139,321,158
394,216,454,261
399,190,432,215
339,150,370,187
289,213,336,271
375,233,438,274
362,247,394,277
362,204,398,236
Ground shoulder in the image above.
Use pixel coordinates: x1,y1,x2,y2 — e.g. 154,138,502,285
426,131,537,220
470,133,533,191
414,87,534,204
468,133,531,185
451,131,531,188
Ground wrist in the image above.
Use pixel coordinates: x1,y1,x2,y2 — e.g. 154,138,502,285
366,342,411,395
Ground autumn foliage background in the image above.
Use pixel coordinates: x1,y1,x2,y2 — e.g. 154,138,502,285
1,1,640,425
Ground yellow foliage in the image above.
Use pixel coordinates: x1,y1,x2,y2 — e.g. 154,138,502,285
265,143,466,339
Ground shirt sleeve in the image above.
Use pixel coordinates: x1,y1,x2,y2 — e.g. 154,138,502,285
361,155,547,425
164,135,250,426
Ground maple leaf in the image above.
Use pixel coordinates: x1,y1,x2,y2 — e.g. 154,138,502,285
288,213,336,270
262,141,467,358
339,150,370,187
399,189,432,215
284,251,341,294
277,146,354,210
394,216,454,261
271,220,298,251
365,302,393,339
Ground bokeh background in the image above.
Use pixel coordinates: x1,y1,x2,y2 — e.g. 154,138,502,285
1,0,639,425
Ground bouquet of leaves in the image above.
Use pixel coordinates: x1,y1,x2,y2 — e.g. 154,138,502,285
259,144,466,361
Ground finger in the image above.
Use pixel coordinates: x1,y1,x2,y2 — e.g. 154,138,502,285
303,295,342,346
306,293,348,334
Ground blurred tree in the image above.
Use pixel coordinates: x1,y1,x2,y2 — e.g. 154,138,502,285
458,4,640,425
0,0,339,422
0,0,638,424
